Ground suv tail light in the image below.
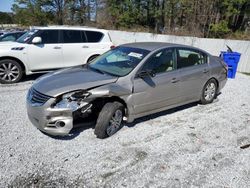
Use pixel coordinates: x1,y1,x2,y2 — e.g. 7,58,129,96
110,45,116,49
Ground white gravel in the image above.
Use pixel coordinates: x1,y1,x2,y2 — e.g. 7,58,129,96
0,73,250,187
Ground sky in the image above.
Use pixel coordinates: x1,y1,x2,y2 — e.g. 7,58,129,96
0,0,15,12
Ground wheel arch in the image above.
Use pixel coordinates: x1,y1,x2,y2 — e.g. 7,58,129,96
91,96,128,116
87,54,100,63
208,77,219,90
0,56,26,74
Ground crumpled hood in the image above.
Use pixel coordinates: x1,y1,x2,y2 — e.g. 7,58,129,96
33,66,118,97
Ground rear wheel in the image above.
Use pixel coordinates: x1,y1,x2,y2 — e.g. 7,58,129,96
0,59,23,84
87,55,99,64
200,79,218,104
94,102,124,139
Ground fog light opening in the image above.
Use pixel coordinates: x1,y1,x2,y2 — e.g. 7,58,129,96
56,121,66,127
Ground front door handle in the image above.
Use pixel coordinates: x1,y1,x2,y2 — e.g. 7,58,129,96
53,46,61,49
171,78,180,83
82,46,89,48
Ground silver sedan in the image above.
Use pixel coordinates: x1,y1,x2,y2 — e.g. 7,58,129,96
26,42,228,138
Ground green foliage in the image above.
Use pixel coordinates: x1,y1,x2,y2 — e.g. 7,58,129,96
8,0,250,39
12,0,53,25
0,12,13,24
209,21,231,38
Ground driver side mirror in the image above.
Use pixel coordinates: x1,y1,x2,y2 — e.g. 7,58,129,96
32,36,42,44
137,70,156,78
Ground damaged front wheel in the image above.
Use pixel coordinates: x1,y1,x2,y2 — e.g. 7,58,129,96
94,102,124,139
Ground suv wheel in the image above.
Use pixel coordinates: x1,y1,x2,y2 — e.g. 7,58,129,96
94,102,124,139
201,79,218,104
87,55,99,64
0,59,23,84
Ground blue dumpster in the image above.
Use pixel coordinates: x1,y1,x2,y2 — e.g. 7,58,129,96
220,52,241,79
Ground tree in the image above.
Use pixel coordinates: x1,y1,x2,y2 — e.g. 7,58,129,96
10,0,250,39
0,12,13,24
12,0,53,25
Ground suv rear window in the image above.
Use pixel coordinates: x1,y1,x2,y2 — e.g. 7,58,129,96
63,30,86,43
85,31,103,42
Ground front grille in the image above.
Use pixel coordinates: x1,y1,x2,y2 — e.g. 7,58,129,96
27,87,51,106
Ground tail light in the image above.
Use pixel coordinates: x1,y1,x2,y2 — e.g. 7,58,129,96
110,45,116,49
220,59,228,78
220,59,228,71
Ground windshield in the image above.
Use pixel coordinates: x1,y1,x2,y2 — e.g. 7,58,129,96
16,29,39,43
89,46,149,77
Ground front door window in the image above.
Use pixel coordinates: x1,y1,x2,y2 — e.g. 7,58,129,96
142,48,176,74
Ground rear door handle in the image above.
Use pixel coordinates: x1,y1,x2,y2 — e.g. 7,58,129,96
53,46,61,49
171,78,180,83
82,46,89,48
203,69,209,73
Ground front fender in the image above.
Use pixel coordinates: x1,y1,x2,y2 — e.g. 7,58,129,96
87,83,135,122
88,83,132,98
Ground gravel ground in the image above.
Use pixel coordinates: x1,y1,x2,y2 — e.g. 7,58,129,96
0,73,250,187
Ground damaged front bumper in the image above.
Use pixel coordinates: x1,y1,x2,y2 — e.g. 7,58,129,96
26,88,94,136
27,98,75,136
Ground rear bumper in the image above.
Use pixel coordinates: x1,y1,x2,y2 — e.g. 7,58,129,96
26,98,74,136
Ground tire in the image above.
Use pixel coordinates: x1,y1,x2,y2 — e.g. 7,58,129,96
200,79,218,104
94,102,124,139
0,59,23,84
87,55,99,64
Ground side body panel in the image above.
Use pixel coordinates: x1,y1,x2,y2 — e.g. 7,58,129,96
132,70,181,115
27,43,63,71
178,63,210,102
26,29,64,71
209,56,228,92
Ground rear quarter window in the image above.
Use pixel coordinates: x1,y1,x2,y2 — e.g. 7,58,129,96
85,31,104,43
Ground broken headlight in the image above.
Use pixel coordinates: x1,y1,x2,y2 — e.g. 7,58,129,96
54,91,91,111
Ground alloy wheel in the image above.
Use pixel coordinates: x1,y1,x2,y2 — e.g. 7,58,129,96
204,82,216,101
0,62,20,82
106,109,123,136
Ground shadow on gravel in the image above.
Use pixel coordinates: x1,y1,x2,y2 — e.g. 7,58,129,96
0,74,45,87
46,102,199,140
126,102,199,128
21,73,45,83
44,121,95,141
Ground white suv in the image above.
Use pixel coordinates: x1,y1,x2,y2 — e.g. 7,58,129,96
0,26,114,84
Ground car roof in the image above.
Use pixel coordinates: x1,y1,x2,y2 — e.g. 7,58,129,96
121,42,206,53
32,26,109,33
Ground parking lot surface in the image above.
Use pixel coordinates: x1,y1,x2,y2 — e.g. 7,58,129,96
0,73,250,187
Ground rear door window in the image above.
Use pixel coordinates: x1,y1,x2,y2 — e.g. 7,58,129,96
85,31,103,42
177,48,207,69
62,30,86,43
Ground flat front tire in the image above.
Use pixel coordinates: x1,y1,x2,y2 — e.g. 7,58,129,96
0,59,23,84
201,79,218,104
94,102,124,139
